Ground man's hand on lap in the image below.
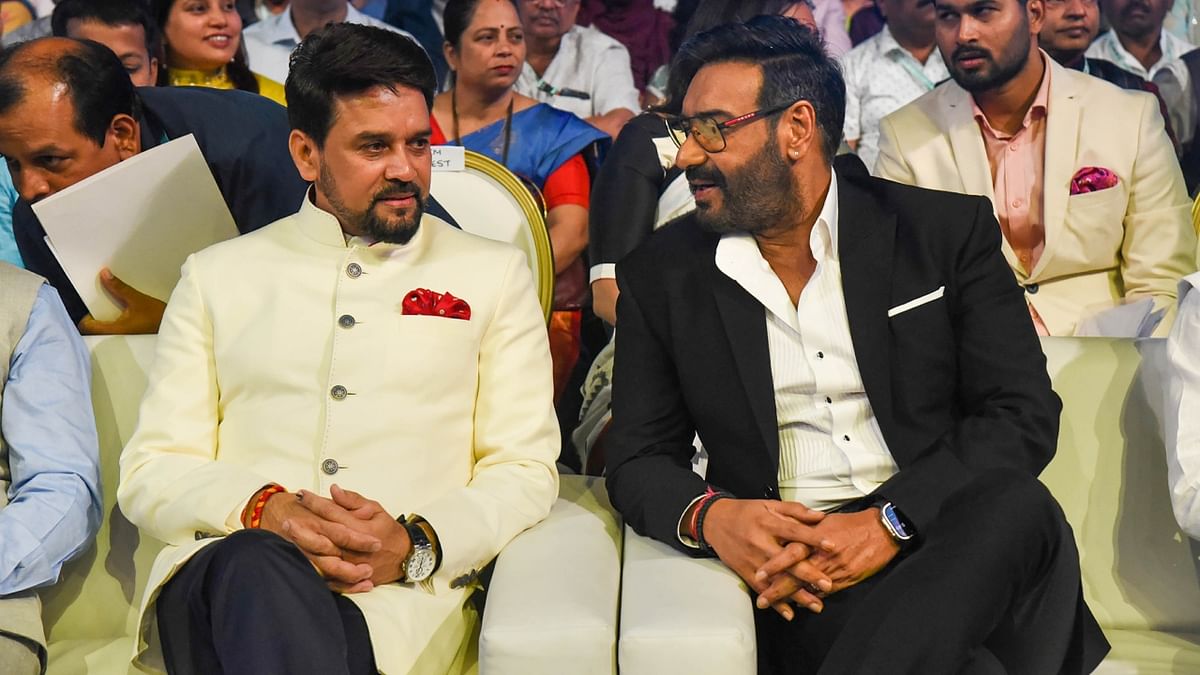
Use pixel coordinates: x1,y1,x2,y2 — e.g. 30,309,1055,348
256,489,378,593
297,486,412,587
758,509,899,599
702,499,836,618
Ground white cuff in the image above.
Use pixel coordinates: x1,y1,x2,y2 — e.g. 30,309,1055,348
590,264,617,284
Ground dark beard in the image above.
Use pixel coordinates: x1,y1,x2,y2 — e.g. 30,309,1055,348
318,162,425,245
689,134,798,235
947,31,1031,93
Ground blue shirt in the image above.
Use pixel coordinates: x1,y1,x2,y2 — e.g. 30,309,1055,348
0,162,23,268
0,284,102,594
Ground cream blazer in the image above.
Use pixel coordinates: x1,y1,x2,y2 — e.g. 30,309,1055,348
117,197,560,674
876,55,1197,337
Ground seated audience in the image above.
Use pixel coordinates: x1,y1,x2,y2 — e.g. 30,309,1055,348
1038,0,1179,152
1088,0,1194,150
841,0,947,171
577,0,674,99
606,17,1108,673
51,0,160,87
433,0,607,402
0,263,101,675
809,0,852,56
0,165,18,268
151,0,285,104
876,0,1195,336
1168,270,1200,540
117,23,559,674
243,0,416,85
847,1,884,45
515,0,641,138
0,38,307,334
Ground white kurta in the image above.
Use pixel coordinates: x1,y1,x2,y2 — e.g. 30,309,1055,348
117,196,560,674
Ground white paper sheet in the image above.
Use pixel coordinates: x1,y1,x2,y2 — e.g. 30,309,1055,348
32,134,239,321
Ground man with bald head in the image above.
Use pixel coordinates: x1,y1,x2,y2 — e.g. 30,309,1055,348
0,37,305,334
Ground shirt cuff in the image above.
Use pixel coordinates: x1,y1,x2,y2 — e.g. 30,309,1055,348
676,493,708,549
590,263,616,284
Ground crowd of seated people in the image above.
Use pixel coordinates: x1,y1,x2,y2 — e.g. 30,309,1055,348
4,0,1200,672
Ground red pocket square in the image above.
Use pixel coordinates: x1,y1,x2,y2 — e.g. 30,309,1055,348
402,288,471,320
1070,167,1119,195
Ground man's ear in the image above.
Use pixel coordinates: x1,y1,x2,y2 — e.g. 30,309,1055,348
109,114,141,159
781,100,821,162
289,129,321,183
1027,0,1046,34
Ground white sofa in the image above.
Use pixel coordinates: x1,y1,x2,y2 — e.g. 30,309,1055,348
618,337,1200,674
39,334,622,674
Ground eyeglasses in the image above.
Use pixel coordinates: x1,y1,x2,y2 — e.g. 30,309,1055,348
666,100,801,153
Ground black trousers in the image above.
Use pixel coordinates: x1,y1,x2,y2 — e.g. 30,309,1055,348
156,529,378,675
755,469,1110,675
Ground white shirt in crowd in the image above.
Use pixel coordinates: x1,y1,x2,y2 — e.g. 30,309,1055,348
243,3,415,84
1086,29,1195,144
515,24,641,120
841,26,948,172
1166,272,1200,539
714,171,898,512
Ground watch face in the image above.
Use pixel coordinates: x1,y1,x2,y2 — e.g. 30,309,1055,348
407,548,436,582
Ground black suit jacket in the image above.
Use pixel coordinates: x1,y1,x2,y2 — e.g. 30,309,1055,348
605,167,1062,554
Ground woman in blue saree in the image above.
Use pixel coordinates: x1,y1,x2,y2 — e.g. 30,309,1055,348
431,0,609,403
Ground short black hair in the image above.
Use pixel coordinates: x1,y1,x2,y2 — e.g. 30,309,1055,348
0,38,140,147
443,0,518,48
51,0,162,60
287,23,437,147
675,15,844,161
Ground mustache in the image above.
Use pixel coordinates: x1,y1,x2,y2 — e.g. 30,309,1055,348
531,10,559,22
1120,1,1152,15
686,166,725,186
373,182,422,202
952,45,992,61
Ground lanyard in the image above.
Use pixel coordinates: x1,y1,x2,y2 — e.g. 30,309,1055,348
893,52,936,91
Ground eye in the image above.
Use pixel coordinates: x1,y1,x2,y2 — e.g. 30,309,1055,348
362,142,387,154
36,155,66,170
411,138,430,150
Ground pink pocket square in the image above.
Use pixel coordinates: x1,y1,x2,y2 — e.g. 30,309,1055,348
402,288,471,320
1069,167,1119,195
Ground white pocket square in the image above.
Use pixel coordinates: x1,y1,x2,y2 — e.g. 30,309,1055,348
888,286,945,318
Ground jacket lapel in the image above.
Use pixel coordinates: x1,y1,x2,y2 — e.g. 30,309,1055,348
838,175,898,439
943,84,1022,274
1030,58,1080,281
709,262,781,469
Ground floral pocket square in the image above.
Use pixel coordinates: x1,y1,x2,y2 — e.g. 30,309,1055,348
402,288,471,320
1069,167,1119,195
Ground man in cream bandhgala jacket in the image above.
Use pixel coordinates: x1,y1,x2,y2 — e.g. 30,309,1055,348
876,55,1197,336
117,195,560,674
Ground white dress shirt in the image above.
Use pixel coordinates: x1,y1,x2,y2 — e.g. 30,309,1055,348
841,27,948,172
1166,272,1200,539
716,172,897,510
243,4,416,83
1086,29,1195,144
515,24,641,120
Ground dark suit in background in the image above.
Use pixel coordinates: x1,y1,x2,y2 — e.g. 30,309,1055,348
605,168,1109,673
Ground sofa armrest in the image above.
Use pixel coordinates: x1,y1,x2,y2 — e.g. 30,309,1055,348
618,526,756,675
479,475,622,675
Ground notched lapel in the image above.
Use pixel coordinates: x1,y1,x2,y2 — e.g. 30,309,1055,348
1032,62,1081,281
710,267,781,468
838,177,896,434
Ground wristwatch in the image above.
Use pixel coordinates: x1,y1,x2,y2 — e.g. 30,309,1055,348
877,501,915,545
399,515,437,583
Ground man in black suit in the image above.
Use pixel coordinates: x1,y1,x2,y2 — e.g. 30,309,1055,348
605,17,1109,674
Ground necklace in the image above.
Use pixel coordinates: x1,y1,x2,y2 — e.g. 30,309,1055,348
451,86,514,166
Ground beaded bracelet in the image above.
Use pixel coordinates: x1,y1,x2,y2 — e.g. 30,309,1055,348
695,491,730,552
243,483,286,529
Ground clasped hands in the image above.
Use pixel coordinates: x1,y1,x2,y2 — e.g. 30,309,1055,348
256,484,411,594
702,499,900,621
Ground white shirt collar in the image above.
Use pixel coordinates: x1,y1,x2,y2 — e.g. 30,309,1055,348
715,169,839,330
258,3,366,46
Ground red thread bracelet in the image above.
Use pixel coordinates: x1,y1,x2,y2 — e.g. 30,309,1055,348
244,483,286,529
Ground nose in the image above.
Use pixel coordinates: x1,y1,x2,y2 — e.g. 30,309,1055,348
384,150,417,183
1063,0,1088,16
673,134,706,173
957,15,980,43
207,6,228,26
15,168,51,203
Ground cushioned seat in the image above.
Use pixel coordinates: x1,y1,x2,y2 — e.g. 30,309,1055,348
1095,631,1200,674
